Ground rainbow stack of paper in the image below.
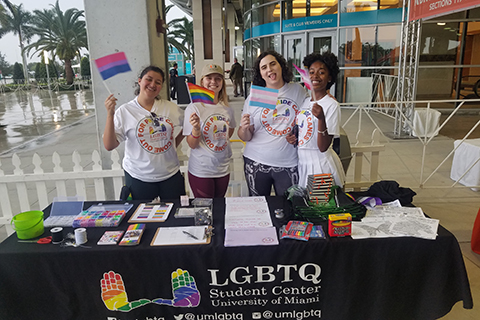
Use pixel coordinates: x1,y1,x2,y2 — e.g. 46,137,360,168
306,173,333,204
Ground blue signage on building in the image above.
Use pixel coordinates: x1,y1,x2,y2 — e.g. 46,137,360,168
283,14,337,33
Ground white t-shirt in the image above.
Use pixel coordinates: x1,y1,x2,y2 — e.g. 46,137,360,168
114,97,184,182
242,82,308,167
183,102,236,178
297,95,345,187
297,94,341,149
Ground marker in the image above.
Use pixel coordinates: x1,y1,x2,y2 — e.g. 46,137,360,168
183,230,199,240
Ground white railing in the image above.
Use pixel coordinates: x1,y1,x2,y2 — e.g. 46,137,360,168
0,140,384,235
0,150,124,235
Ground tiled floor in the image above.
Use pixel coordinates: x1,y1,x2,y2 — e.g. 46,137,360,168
1,84,479,318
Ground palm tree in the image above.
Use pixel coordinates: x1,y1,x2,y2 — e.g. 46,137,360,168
24,0,87,85
168,17,194,61
0,1,33,81
165,5,194,62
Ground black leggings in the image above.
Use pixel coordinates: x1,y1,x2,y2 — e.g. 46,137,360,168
125,170,186,201
243,156,298,197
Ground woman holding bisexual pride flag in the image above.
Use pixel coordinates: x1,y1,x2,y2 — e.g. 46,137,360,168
293,52,345,188
103,66,186,200
183,64,236,198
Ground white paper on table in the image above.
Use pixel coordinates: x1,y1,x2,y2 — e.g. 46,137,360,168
225,196,273,229
224,214,273,228
352,216,439,240
365,206,425,219
389,216,439,240
225,196,266,204
151,226,208,245
380,199,402,207
224,227,279,247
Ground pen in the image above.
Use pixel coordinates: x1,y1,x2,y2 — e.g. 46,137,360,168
183,230,199,240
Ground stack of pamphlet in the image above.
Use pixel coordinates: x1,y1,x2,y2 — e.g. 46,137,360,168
306,173,333,203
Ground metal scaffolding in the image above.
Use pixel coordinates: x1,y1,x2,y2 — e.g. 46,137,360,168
396,5,421,138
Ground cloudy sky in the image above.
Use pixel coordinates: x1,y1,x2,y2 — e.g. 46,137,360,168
0,0,187,64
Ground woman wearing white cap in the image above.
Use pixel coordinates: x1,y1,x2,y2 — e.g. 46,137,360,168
183,64,237,198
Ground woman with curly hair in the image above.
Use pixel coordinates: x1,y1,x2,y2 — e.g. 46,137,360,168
238,51,308,196
295,52,345,188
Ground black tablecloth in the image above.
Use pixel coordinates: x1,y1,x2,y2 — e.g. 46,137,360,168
0,197,473,320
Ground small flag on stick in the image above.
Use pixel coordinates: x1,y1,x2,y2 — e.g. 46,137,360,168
187,82,215,104
249,85,278,109
95,52,131,81
293,63,312,91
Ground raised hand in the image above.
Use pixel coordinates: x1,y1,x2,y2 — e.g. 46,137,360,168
104,94,117,115
240,113,251,129
311,103,325,121
152,268,200,307
189,112,201,132
100,271,151,312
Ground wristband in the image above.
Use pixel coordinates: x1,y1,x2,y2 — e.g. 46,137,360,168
318,128,328,136
191,132,200,139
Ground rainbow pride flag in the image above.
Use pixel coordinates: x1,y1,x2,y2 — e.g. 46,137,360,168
95,52,131,80
187,82,215,105
249,85,278,109
293,63,312,91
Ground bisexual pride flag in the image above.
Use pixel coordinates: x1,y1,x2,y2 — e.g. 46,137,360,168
293,63,312,91
95,52,131,80
249,85,278,109
187,82,215,105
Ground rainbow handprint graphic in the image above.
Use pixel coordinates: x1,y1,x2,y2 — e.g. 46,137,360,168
100,268,200,312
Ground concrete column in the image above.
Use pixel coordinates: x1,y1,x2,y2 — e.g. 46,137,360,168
84,0,167,198
226,5,237,71
192,0,225,83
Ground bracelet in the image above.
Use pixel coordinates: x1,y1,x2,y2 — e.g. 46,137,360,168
318,128,328,136
191,132,200,139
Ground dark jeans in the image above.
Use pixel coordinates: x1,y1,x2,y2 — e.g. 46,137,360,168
125,170,186,201
170,85,177,100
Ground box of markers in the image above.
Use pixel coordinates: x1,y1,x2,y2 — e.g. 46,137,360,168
328,213,352,237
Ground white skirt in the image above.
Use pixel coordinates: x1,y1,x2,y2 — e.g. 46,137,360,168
298,147,346,188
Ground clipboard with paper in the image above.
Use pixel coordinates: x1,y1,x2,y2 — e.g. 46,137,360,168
150,226,213,246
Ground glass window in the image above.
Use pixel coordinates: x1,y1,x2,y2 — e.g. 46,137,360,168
251,36,280,61
341,0,377,13
340,0,403,13
251,0,280,7
252,3,279,28
430,11,466,21
420,22,462,65
244,11,251,31
338,25,401,68
470,7,480,19
376,25,401,67
285,36,304,82
281,0,338,19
